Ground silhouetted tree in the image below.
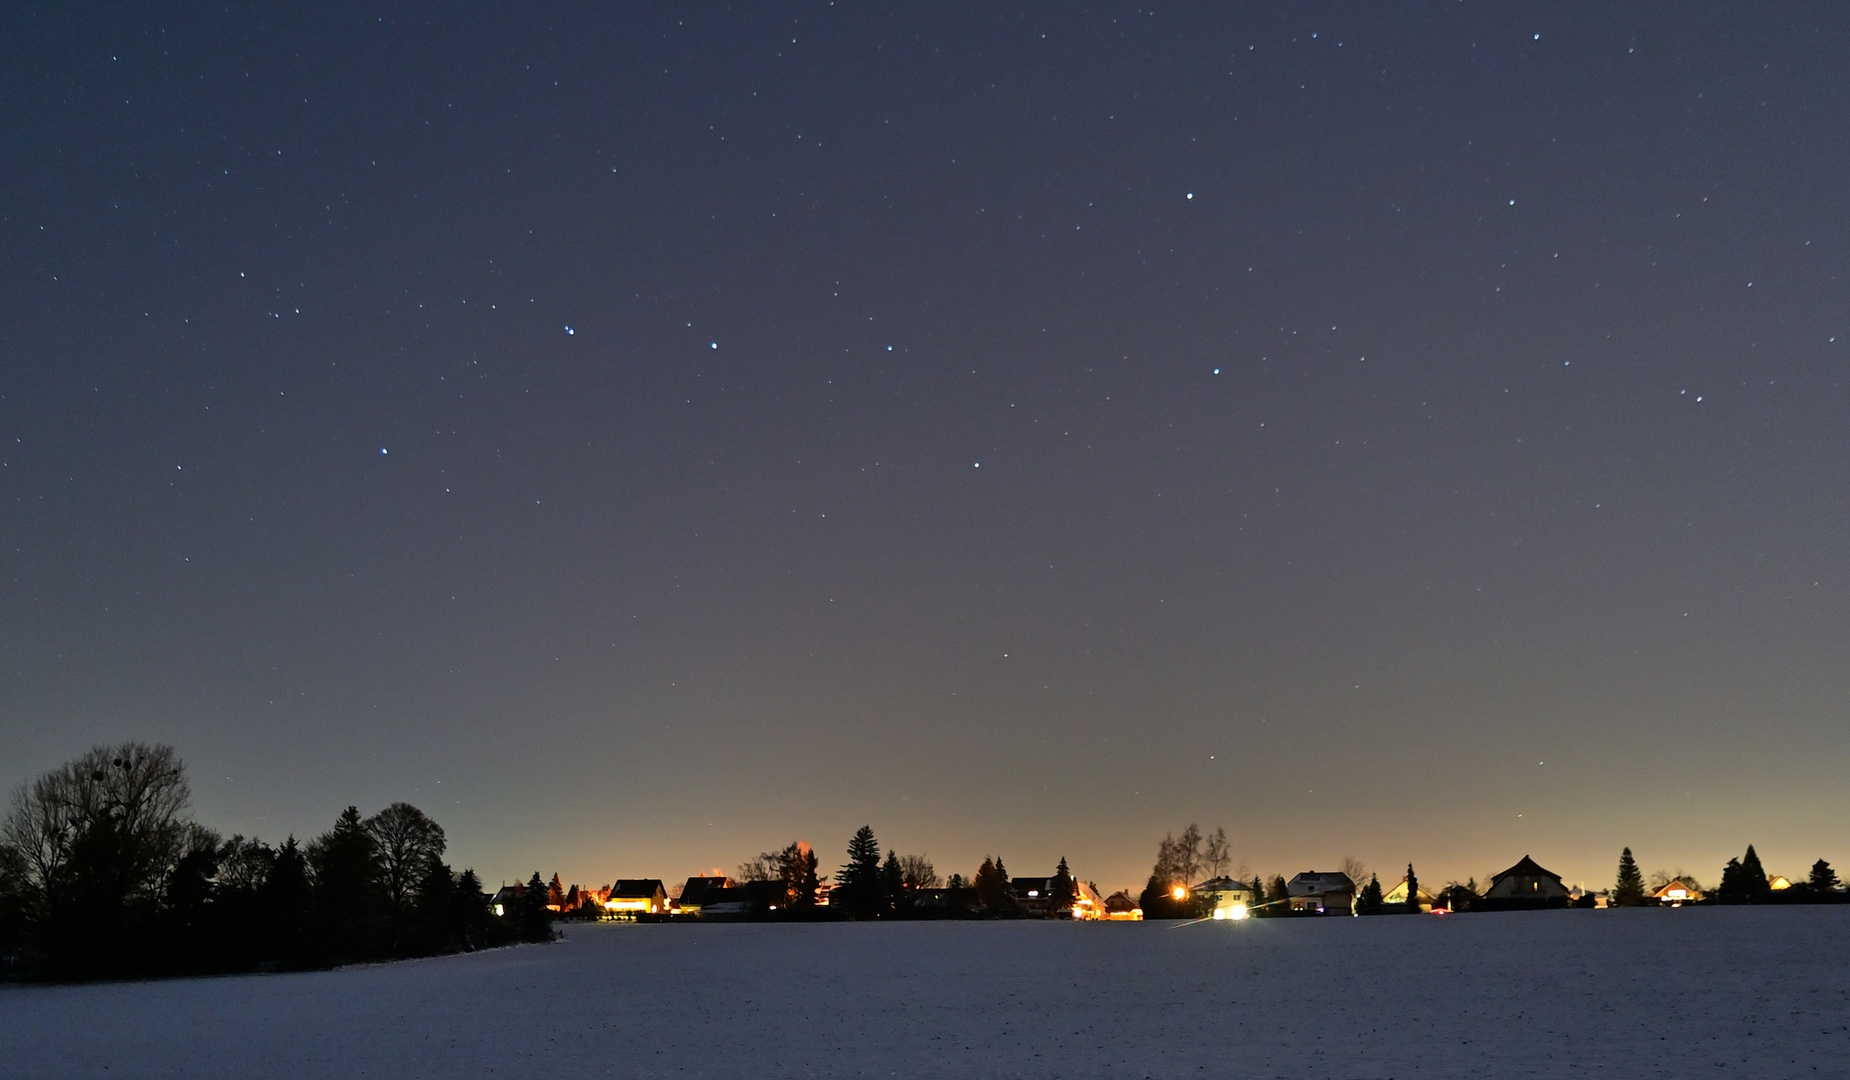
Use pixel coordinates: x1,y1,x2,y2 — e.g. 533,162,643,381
309,807,386,961
1612,848,1645,906
946,873,971,913
973,857,1013,912
880,850,906,914
517,871,554,942
1204,830,1231,879
1048,857,1078,913
1808,859,1839,893
1404,864,1421,913
899,854,940,890
1437,878,1479,913
1717,845,1771,903
258,837,314,967
3,743,193,977
777,841,819,909
835,826,885,918
1739,845,1769,897
1267,875,1289,904
1358,874,1384,915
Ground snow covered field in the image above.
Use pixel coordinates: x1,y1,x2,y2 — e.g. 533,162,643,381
4,907,1847,1078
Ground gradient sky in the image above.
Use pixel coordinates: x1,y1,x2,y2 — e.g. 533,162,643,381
4,1,1848,897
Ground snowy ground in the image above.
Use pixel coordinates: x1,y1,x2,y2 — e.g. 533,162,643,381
4,907,1848,1078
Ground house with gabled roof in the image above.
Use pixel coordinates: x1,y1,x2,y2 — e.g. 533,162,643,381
1479,856,1569,910
1286,871,1355,914
673,875,733,915
1652,878,1703,906
1383,876,1436,913
602,879,668,917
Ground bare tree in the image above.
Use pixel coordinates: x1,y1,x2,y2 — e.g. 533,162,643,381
1204,828,1231,878
1151,833,1178,886
736,851,779,883
1340,856,1367,890
363,803,447,914
1,743,192,919
899,853,940,889
1175,823,1203,886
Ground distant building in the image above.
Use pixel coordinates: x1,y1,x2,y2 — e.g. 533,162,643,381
673,875,734,916
1480,856,1570,909
1652,878,1703,906
1768,875,1793,891
603,879,668,917
1286,871,1355,914
1104,889,1142,920
1071,880,1106,920
1011,876,1058,914
1193,876,1257,915
698,880,789,917
1382,876,1436,913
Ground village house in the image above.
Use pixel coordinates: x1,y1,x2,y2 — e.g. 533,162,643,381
672,875,733,916
1382,876,1436,913
1193,876,1257,915
1103,889,1142,920
602,879,668,917
1652,878,1703,906
1480,856,1570,910
1286,871,1356,914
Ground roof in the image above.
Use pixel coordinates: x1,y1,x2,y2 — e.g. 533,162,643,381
1193,876,1256,893
609,878,667,898
678,876,733,905
1286,871,1355,896
1490,856,1562,886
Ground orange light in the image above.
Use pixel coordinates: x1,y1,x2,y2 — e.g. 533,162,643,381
1171,885,1187,900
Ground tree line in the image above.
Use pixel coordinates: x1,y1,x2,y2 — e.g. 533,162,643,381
728,825,1081,919
1607,844,1840,906
0,743,556,980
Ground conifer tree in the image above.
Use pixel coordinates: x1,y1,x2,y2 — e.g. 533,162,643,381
547,873,566,910
881,850,905,915
1808,858,1839,893
1404,864,1421,913
1613,847,1645,906
1049,857,1078,913
518,871,553,941
309,806,386,960
1359,873,1384,915
1738,845,1769,899
835,825,884,918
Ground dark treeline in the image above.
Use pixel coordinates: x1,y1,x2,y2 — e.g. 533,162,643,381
0,743,556,981
724,825,1078,919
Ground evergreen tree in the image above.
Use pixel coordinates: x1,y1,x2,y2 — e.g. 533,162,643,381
410,858,456,954
1717,857,1744,901
547,873,566,910
258,836,314,967
834,825,884,918
308,807,386,961
1048,857,1078,914
881,850,905,915
1267,875,1290,904
797,848,821,910
1358,873,1384,915
1613,847,1645,906
1404,864,1421,913
517,871,554,942
1808,858,1839,893
1739,845,1769,899
946,873,971,913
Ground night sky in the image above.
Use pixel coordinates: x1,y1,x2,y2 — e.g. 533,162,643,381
5,2,1848,896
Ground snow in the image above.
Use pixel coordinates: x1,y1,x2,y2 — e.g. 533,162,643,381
4,907,1849,1078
